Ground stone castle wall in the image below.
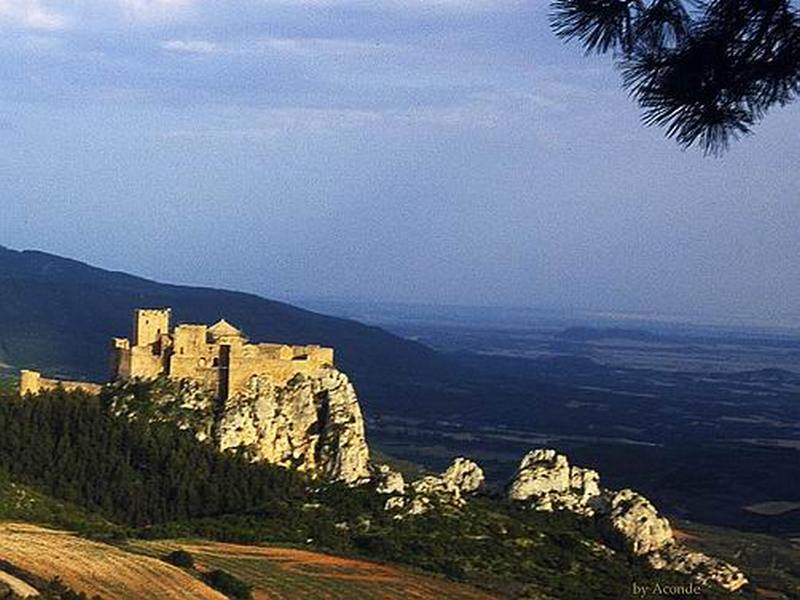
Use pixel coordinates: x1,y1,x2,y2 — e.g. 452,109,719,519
19,369,103,396
113,308,335,400
20,307,335,402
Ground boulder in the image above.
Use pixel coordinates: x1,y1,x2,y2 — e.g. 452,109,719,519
507,449,601,515
387,457,485,517
600,489,674,555
372,464,406,495
443,457,485,494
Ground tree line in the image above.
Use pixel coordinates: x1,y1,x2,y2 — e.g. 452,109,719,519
0,388,306,527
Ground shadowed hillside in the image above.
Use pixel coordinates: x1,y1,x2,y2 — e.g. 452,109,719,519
0,246,449,387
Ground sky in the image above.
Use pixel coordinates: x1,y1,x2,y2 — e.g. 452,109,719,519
0,0,798,323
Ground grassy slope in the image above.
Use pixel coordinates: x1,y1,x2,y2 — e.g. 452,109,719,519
131,539,496,600
676,520,800,600
0,471,495,600
0,519,496,600
0,468,121,537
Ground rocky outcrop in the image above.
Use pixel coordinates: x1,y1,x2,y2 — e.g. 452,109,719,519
601,489,673,555
508,449,601,516
647,545,749,592
506,449,747,592
440,457,485,495
372,464,406,495
381,457,485,517
218,369,370,484
107,368,370,484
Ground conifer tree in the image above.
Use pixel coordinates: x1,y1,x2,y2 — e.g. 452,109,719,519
551,0,800,154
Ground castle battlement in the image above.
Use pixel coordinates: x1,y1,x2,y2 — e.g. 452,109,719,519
19,369,103,397
112,308,334,399
20,308,335,400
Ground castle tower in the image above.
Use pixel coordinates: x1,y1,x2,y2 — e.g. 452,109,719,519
133,308,171,347
19,369,42,395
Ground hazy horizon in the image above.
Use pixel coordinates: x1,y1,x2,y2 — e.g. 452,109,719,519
1,1,798,322
4,242,798,331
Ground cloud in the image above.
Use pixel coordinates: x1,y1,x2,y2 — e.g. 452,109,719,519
158,36,397,58
163,89,555,140
161,39,218,54
260,0,521,12
254,36,393,56
116,0,192,20
0,0,68,30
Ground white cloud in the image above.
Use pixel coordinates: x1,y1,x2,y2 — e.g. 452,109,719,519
161,39,218,54
158,35,397,59
0,0,68,30
164,94,543,141
116,0,192,20
261,0,521,12
253,36,400,57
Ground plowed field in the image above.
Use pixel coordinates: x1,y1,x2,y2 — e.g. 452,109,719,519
0,523,497,600
0,523,225,599
138,540,497,600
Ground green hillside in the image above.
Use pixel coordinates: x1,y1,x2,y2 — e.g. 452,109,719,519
0,246,448,386
0,386,746,600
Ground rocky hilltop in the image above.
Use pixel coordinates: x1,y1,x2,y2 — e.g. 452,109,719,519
107,367,370,484
374,448,747,593
506,449,747,592
107,371,746,593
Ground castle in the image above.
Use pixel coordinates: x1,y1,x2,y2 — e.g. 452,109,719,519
21,308,335,400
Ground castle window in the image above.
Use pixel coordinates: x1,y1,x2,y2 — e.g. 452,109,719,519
212,358,219,367
180,347,184,355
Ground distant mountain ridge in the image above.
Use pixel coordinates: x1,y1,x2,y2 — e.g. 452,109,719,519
0,246,447,385
557,325,800,350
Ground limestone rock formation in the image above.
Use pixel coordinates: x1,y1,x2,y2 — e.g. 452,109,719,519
383,457,485,517
218,369,370,484
506,448,747,592
411,458,485,504
508,449,601,516
108,368,370,484
601,489,674,555
372,464,406,496
647,545,749,592
442,457,485,495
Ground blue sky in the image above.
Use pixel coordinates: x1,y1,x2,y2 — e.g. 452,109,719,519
0,0,798,323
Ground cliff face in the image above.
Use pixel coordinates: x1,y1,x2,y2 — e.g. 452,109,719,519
217,370,370,484
106,368,370,484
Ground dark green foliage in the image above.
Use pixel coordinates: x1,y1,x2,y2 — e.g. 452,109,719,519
202,569,252,600
164,549,195,569
0,467,121,538
40,578,103,600
0,386,747,599
0,387,306,526
0,377,16,395
142,499,744,600
551,0,800,154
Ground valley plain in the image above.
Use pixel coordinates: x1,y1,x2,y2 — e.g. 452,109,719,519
307,301,800,537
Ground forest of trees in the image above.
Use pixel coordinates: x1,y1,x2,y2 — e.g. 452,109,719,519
0,387,306,527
